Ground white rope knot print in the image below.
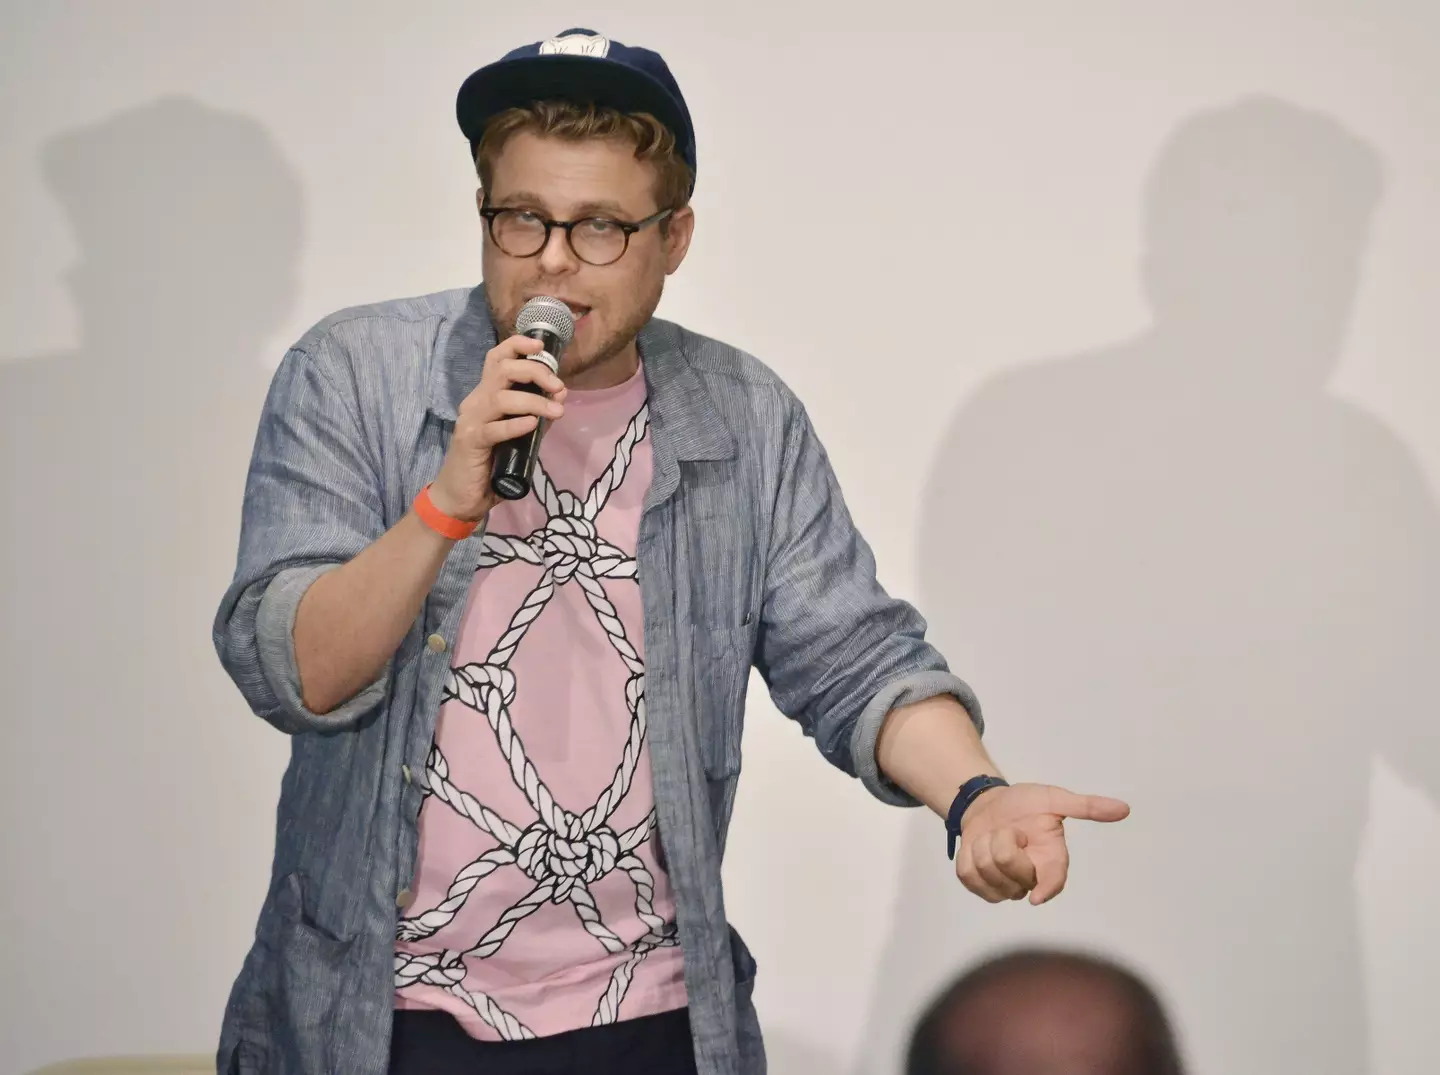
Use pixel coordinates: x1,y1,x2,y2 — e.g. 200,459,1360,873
395,403,677,1038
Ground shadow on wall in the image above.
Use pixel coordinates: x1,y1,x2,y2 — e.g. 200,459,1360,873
855,95,1440,1075
0,96,301,1069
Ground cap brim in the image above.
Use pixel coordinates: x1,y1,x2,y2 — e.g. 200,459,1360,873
457,55,690,157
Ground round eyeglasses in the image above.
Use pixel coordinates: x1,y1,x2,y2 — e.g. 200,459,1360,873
479,205,674,266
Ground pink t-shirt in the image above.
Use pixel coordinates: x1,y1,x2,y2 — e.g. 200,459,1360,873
394,361,688,1040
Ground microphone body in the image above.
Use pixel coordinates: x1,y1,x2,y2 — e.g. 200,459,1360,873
490,297,575,501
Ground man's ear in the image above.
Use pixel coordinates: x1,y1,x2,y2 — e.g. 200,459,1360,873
664,205,695,275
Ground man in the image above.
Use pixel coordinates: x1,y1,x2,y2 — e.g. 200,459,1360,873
905,949,1186,1075
214,27,1129,1075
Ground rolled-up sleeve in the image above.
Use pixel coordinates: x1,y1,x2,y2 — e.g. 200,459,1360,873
753,392,982,807
213,336,390,734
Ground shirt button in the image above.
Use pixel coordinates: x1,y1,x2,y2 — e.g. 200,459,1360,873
402,764,413,785
426,633,447,654
396,888,413,909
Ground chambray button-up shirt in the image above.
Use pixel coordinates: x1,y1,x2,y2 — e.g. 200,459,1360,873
213,284,980,1075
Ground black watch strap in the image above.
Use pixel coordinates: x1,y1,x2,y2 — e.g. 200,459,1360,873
946,775,1010,859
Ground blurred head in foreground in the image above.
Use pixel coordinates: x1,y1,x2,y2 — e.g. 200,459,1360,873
905,949,1185,1075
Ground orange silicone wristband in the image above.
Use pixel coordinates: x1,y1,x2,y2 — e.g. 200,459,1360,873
413,484,479,541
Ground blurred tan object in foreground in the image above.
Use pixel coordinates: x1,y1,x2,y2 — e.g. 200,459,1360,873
27,1058,211,1075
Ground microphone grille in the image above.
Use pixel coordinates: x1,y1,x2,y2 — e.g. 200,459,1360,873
515,296,576,345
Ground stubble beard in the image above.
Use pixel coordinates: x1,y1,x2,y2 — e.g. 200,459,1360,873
505,279,665,385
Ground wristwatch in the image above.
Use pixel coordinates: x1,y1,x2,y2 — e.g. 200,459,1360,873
945,774,1010,859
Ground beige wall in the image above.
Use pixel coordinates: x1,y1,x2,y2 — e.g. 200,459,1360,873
2,3,1437,1074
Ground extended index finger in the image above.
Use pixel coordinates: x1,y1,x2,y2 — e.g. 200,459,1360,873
1047,789,1131,823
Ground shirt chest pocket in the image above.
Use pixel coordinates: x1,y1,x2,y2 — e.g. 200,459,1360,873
675,461,760,779
677,460,759,629
692,623,750,779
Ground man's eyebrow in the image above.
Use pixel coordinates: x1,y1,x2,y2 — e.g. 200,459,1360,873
488,192,641,218
487,190,546,208
568,199,637,218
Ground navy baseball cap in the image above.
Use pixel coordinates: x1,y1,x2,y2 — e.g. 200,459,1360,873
456,28,697,194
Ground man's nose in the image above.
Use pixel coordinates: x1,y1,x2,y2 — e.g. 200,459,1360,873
537,224,581,275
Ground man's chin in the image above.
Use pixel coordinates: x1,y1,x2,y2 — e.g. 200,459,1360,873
560,349,616,380
561,335,641,383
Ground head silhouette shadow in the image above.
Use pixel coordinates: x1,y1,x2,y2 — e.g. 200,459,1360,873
853,96,1440,1075
1,96,302,1065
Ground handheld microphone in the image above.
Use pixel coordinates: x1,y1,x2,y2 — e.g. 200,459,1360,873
490,296,576,501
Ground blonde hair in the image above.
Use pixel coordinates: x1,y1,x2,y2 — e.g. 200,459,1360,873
475,100,692,215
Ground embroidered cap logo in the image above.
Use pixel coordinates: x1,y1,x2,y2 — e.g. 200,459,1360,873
538,32,611,57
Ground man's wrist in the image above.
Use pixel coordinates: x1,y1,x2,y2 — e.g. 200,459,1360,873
425,480,489,524
414,484,483,540
946,774,1011,858
961,783,1006,825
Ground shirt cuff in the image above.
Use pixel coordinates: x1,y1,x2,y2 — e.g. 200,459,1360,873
849,671,984,807
256,563,390,732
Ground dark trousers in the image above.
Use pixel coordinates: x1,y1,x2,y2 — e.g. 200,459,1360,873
388,1007,700,1075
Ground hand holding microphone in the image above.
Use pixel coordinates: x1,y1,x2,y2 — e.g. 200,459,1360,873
489,297,576,501
427,296,574,523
